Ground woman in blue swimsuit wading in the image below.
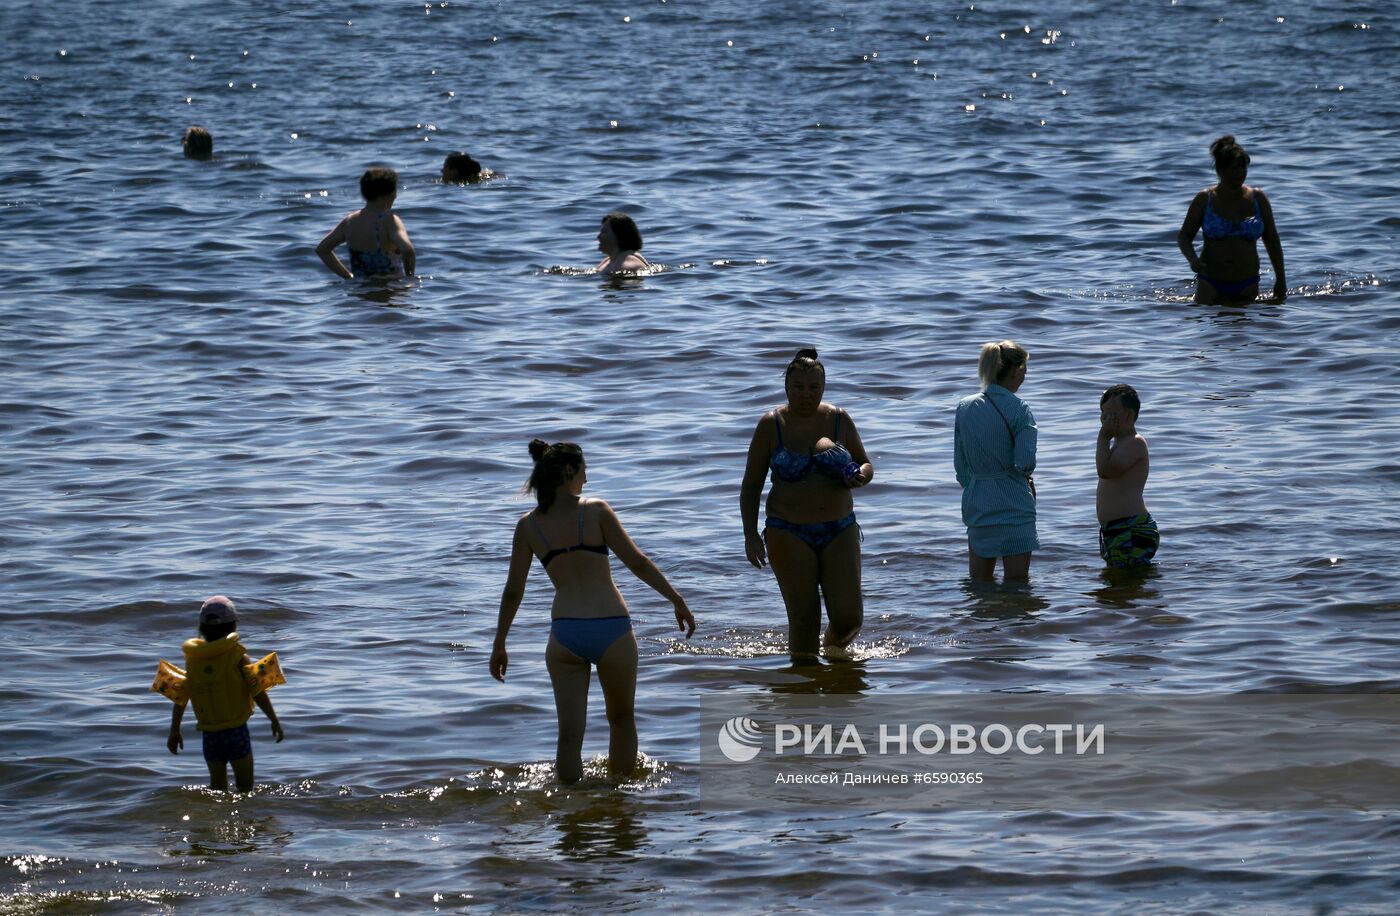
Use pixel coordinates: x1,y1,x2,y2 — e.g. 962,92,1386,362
316,166,416,280
741,348,874,662
954,341,1039,582
1177,135,1286,304
490,439,695,784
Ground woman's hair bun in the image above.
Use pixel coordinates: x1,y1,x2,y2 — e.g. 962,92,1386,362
528,438,550,461
795,347,819,360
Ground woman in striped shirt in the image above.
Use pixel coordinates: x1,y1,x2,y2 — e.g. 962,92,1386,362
953,341,1039,582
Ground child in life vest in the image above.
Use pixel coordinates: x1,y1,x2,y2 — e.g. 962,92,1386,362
155,596,285,791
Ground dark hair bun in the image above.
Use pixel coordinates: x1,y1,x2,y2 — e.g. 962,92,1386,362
528,438,549,461
795,347,819,360
1210,134,1238,154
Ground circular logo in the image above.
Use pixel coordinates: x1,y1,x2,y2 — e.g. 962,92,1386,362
717,716,763,763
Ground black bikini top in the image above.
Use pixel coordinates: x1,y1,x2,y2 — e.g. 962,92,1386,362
532,501,608,567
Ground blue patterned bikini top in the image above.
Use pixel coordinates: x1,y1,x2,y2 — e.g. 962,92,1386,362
347,212,404,277
1202,192,1263,241
769,409,853,483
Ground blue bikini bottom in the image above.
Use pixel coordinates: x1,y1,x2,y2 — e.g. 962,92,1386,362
765,512,859,554
1200,273,1260,298
551,615,632,664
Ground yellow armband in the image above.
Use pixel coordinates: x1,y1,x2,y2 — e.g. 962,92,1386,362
242,652,286,695
151,659,191,704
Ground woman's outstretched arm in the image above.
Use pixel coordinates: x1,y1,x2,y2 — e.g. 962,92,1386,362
599,501,695,637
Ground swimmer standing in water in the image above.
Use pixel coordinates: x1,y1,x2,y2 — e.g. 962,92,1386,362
316,167,416,280
1177,135,1286,304
954,341,1039,582
161,596,284,792
1096,384,1159,569
740,348,873,661
490,440,695,784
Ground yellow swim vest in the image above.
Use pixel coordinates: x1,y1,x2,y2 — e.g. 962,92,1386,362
151,637,286,726
182,633,255,732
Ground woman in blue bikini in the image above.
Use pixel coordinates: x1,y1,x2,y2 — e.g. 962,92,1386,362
740,348,874,661
1177,135,1286,304
490,439,695,784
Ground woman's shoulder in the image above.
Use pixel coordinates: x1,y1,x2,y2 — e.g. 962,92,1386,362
583,497,617,520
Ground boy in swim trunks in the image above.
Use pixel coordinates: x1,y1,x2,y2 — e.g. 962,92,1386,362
164,596,284,791
1095,384,1159,569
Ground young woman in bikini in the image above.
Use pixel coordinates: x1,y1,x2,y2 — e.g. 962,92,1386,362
490,440,694,784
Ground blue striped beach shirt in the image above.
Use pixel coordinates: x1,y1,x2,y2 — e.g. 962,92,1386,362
953,383,1040,558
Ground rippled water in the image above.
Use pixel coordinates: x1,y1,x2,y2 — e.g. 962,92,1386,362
4,0,1399,911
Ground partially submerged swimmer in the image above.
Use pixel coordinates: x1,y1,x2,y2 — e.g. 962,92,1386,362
182,126,213,161
316,166,416,280
441,151,494,183
594,211,652,275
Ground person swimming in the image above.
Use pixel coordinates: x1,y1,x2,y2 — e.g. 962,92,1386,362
490,439,695,784
441,151,491,183
316,166,416,280
594,212,652,275
182,126,213,161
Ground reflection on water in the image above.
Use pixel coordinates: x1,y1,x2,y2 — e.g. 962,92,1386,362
958,579,1051,621
554,798,648,861
347,278,420,308
764,660,873,695
1090,565,1163,610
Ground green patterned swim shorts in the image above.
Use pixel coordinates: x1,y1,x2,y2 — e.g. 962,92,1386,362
1099,513,1159,569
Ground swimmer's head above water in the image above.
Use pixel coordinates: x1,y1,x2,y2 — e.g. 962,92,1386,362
441,151,482,183
182,126,212,160
598,212,643,254
359,166,398,203
525,439,585,512
977,340,1029,391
